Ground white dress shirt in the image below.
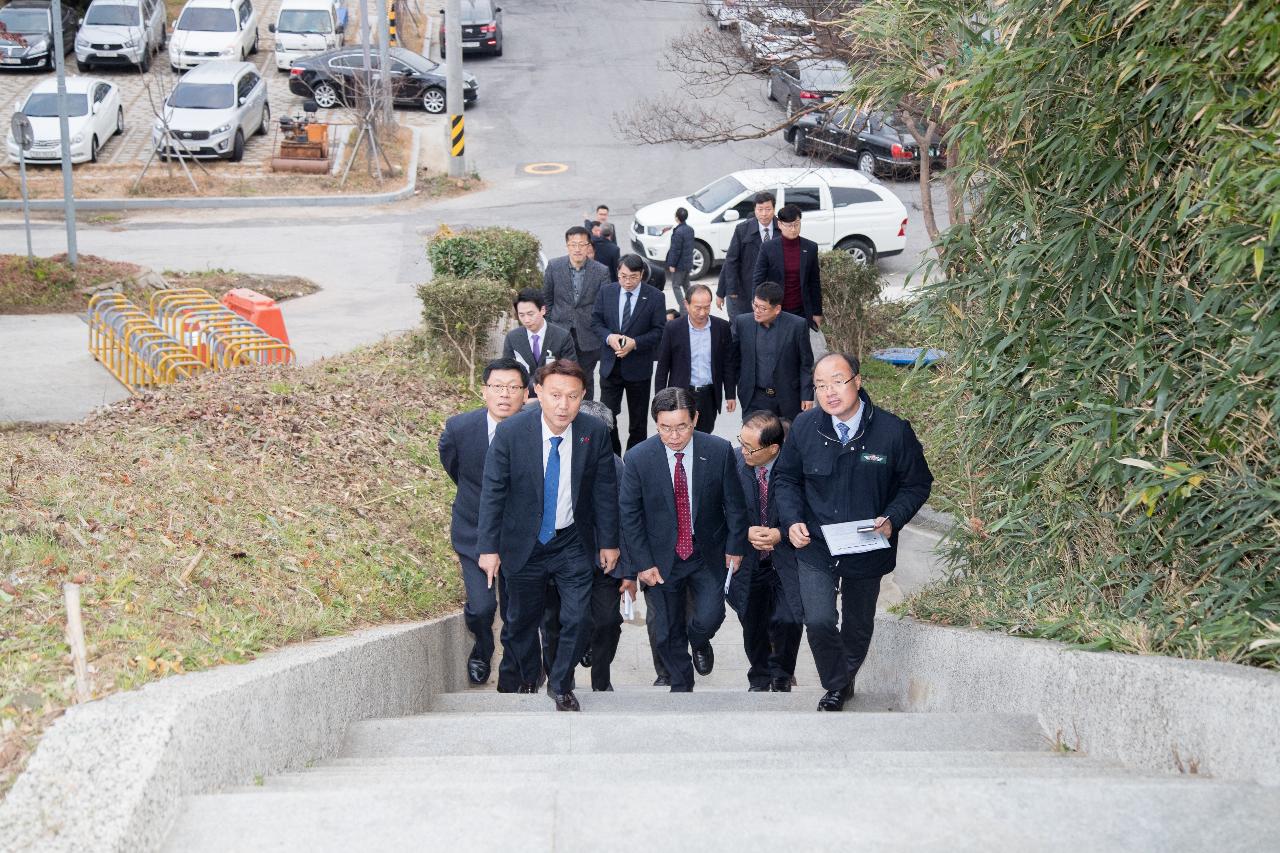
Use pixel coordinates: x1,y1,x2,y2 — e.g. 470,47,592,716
486,413,500,444
526,320,548,361
759,221,774,242
832,403,864,442
541,417,574,529
664,440,694,519
617,284,641,329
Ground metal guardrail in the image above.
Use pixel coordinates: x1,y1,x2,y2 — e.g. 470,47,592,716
87,293,207,394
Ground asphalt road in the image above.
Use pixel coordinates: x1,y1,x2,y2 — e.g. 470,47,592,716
0,0,943,424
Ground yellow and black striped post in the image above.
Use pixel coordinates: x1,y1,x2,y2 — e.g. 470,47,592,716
388,0,397,46
450,114,465,159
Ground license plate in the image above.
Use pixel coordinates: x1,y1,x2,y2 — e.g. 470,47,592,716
1,58,23,65
96,51,117,57
929,147,938,157
462,40,479,47
29,151,57,159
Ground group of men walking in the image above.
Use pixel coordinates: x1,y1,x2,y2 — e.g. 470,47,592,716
437,199,933,712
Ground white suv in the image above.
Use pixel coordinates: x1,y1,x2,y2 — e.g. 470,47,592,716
168,0,258,71
151,60,268,160
630,168,909,274
74,0,167,72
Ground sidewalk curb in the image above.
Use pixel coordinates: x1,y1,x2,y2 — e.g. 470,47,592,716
0,127,422,213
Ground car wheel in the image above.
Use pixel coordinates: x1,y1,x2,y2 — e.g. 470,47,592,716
256,101,270,135
312,81,340,108
76,59,89,72
836,236,876,265
229,129,245,162
792,128,808,156
690,241,711,280
421,86,446,114
140,49,151,72
857,150,877,177
787,94,798,116
171,64,181,74
494,40,502,57
159,29,166,49
115,107,124,136
250,32,259,55
89,136,99,163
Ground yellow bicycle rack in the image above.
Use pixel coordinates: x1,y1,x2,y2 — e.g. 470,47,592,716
150,289,295,369
87,293,207,395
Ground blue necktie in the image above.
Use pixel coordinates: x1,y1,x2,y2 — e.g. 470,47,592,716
836,422,850,445
538,436,563,544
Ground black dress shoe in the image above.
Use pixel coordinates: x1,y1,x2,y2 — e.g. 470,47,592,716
467,656,491,685
516,682,538,694
770,677,792,693
592,684,614,692
816,683,854,712
653,675,671,687
580,648,593,668
748,684,770,692
692,643,715,676
549,689,581,711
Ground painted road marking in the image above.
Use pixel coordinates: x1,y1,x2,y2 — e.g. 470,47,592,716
522,162,568,175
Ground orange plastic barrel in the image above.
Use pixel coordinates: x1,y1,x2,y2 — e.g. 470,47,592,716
220,288,290,345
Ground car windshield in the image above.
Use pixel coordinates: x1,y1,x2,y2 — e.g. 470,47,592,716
25,93,89,118
85,5,141,26
687,175,747,214
169,82,234,109
276,9,330,33
771,23,812,37
460,0,492,23
0,9,50,31
176,7,236,31
802,64,847,90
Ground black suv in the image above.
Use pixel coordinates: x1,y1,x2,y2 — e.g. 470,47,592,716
288,46,478,114
439,0,502,58
0,0,78,70
784,106,946,179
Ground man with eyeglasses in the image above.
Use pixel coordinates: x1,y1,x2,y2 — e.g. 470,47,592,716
621,387,748,691
773,352,933,711
752,203,823,330
543,226,612,400
732,281,814,419
477,361,621,711
438,357,530,689
731,411,805,692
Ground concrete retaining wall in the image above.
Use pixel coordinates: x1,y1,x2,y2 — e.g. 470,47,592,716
860,614,1280,785
0,613,471,853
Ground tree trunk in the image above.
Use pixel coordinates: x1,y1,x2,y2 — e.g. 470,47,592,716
903,116,940,250
945,141,965,228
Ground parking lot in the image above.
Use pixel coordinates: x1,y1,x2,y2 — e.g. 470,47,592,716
0,0,441,184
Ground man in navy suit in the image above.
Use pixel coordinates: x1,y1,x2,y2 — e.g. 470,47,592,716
438,357,529,687
718,190,777,321
592,223,621,281
502,288,577,395
732,282,815,419
477,361,620,711
730,410,805,692
653,284,738,435
665,206,695,309
752,203,824,330
591,253,667,456
621,387,748,692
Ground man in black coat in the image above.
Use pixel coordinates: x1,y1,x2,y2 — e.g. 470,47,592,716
591,254,667,456
729,410,805,692
593,223,621,281
502,288,577,394
621,387,748,692
717,191,777,321
438,357,529,688
752,203,824,330
543,226,612,400
732,281,814,419
665,207,695,309
774,352,933,711
476,361,621,711
653,284,738,435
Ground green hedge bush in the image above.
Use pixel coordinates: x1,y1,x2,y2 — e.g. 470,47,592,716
426,226,541,290
416,276,511,385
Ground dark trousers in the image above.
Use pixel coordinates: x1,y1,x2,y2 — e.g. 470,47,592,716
670,269,692,309
459,552,521,689
725,294,751,323
502,526,593,694
795,551,880,692
545,569,624,691
600,364,651,456
570,333,599,401
646,554,727,691
692,384,718,434
744,391,784,418
644,585,694,681
741,560,804,688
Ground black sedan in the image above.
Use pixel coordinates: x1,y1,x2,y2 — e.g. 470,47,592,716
439,0,503,58
767,58,848,117
288,46,478,114
784,106,946,179
0,0,77,71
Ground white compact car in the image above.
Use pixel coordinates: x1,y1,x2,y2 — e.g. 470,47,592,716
269,0,345,71
75,0,167,72
169,0,259,71
739,5,816,67
151,60,268,160
7,76,123,164
630,168,908,274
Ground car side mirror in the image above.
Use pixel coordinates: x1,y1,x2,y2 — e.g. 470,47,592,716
267,22,275,32
723,209,740,222
239,96,247,105
77,18,84,25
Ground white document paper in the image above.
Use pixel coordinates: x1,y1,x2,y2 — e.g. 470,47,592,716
723,567,734,595
821,520,891,555
620,589,635,621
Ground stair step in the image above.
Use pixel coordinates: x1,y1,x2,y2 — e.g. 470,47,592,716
339,712,1048,758
163,776,1276,852
428,687,899,713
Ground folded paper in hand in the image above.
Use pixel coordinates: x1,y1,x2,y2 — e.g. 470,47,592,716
620,589,635,621
821,520,891,555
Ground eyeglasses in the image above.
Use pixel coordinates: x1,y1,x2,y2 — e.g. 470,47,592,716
738,439,766,456
485,384,525,395
813,376,857,393
566,241,591,249
657,423,693,435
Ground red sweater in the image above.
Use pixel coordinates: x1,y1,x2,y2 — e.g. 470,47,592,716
781,237,803,311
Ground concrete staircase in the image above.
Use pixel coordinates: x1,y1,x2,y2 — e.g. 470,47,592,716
161,603,1278,852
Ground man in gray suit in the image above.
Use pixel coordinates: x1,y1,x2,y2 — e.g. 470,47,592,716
543,226,612,400
502,288,577,395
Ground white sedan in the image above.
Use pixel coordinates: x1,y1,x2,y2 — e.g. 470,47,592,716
7,76,124,164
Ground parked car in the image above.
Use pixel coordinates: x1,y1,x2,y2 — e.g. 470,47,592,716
168,0,259,71
768,58,847,116
0,0,77,70
439,0,502,58
631,168,907,273
288,46,477,114
269,0,345,71
151,60,268,160
74,0,167,72
715,0,774,30
7,76,122,163
739,5,816,67
785,106,947,179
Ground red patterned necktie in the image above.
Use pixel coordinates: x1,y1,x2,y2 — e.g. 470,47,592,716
757,465,769,525
675,451,693,560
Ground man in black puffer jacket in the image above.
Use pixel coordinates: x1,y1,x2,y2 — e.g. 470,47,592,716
773,352,933,712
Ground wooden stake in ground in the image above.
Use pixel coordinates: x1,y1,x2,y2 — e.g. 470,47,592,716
64,582,91,703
